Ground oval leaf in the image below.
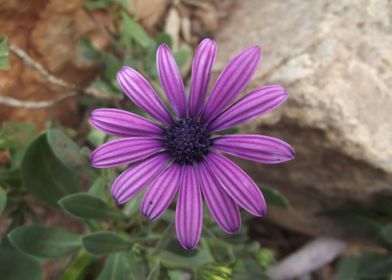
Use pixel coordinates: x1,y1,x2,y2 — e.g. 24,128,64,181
121,12,151,48
157,239,214,269
21,131,90,207
379,224,392,246
0,35,10,70
82,231,132,256
262,186,290,209
8,225,81,258
97,251,147,280
59,193,123,220
47,130,89,173
0,247,42,280
0,186,6,213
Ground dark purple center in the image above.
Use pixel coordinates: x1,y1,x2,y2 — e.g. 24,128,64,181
165,118,211,164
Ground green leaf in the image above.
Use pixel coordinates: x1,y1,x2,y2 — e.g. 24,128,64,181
88,177,106,198
147,260,161,280
322,206,385,236
262,186,290,208
103,53,123,83
82,231,132,256
21,130,90,207
87,126,107,147
154,32,172,48
233,257,268,280
358,253,392,278
121,12,151,48
0,122,37,168
197,264,233,280
59,193,123,220
207,238,235,264
0,186,6,213
0,35,10,70
0,247,42,280
83,0,112,9
337,256,360,280
167,270,184,280
0,122,36,150
97,250,146,280
58,251,95,280
122,192,143,217
78,37,101,61
59,193,122,220
46,130,90,173
8,225,81,258
338,253,392,279
379,224,392,246
173,46,192,71
157,239,214,269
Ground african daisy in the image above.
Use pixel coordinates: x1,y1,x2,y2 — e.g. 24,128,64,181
89,39,295,249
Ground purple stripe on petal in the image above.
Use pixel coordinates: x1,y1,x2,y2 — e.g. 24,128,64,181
141,163,181,220
198,161,241,233
117,66,173,125
157,44,187,118
90,137,164,168
201,46,261,123
214,134,295,164
205,152,267,217
176,165,202,250
89,108,164,137
112,153,170,204
209,85,288,132
188,39,217,117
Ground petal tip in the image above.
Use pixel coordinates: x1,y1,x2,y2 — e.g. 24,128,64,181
248,45,262,56
89,150,98,167
158,43,170,50
179,240,198,250
201,38,217,47
116,66,135,81
224,224,241,234
140,204,158,221
289,146,296,159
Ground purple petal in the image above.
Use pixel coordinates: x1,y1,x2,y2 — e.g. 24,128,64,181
141,163,181,220
209,85,288,132
205,152,267,216
90,137,163,168
198,161,241,233
201,46,261,123
176,165,202,250
117,66,173,125
157,44,187,118
89,108,164,137
188,39,217,117
214,134,295,164
112,153,170,204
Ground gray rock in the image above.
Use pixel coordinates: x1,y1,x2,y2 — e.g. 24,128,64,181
214,0,392,235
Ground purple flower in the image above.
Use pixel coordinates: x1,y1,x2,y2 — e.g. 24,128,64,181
89,39,295,250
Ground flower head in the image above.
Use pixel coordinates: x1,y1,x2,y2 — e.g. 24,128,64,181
89,39,295,249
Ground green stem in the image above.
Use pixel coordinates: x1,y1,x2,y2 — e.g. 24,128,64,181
151,221,174,255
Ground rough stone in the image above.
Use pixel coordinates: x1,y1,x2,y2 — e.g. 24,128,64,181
214,0,392,236
0,0,110,127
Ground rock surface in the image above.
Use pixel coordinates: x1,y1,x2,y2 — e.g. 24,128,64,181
214,0,392,235
0,0,110,127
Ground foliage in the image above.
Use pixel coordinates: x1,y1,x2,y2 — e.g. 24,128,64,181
0,121,282,277
325,200,392,279
0,3,290,278
0,35,10,70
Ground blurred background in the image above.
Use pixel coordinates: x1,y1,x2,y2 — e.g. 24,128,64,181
1,0,392,279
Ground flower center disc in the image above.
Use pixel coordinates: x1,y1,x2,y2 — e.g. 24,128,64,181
165,118,211,164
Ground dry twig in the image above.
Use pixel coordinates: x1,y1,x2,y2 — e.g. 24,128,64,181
1,43,121,109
